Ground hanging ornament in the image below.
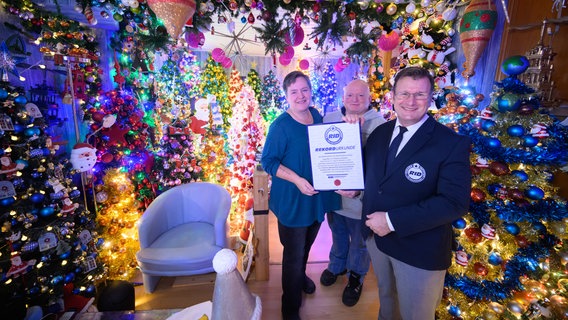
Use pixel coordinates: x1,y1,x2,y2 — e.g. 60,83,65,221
386,3,398,15
406,2,416,13
70,143,98,172
247,12,255,24
83,5,97,25
147,0,196,39
459,0,497,80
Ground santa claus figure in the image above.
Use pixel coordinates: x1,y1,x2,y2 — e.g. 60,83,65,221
60,197,78,216
6,253,36,278
70,143,97,172
0,156,24,179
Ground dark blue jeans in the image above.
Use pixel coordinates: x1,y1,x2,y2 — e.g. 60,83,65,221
278,220,321,318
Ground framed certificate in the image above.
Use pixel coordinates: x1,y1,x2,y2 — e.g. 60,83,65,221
307,122,364,191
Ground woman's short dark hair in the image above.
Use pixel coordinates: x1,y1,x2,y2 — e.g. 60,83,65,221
282,71,311,94
393,67,434,94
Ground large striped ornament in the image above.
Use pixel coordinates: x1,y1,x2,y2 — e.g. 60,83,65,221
147,0,196,39
459,0,497,79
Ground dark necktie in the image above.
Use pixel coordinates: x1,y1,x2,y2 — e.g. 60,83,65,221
386,126,407,171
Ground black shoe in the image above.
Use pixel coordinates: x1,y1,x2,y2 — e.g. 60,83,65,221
319,268,347,286
282,313,301,320
342,272,363,307
303,275,316,294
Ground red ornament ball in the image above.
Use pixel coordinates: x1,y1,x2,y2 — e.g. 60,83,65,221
489,161,510,176
515,235,529,248
471,188,486,202
473,262,488,276
464,227,483,243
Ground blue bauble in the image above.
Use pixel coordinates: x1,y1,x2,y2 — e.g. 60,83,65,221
13,124,25,133
59,250,70,259
501,55,530,76
28,286,40,295
487,183,502,195
51,275,63,285
523,135,539,147
481,119,495,132
86,284,96,294
0,88,8,99
511,170,528,181
507,125,525,137
504,222,520,235
525,185,544,200
497,93,521,112
448,305,461,317
39,206,55,217
14,95,27,105
30,193,45,203
0,197,15,206
452,218,467,229
69,189,81,198
64,273,75,283
487,137,502,148
488,252,503,265
24,127,41,137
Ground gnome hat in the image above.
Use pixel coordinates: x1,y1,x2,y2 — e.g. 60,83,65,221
211,249,262,320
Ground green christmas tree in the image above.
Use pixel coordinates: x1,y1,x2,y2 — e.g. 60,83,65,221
0,83,104,315
436,57,568,319
259,70,285,123
199,57,231,130
312,62,337,114
246,68,262,103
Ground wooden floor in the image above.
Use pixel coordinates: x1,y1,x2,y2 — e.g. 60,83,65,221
132,214,380,320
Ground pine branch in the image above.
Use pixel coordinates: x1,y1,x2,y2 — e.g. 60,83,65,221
309,10,351,50
253,19,288,56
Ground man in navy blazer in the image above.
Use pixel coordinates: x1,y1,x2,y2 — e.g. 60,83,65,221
362,67,471,320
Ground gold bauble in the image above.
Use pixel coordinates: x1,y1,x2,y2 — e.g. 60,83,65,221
386,3,397,15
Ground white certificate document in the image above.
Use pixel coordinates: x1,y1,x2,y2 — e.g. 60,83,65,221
307,122,364,191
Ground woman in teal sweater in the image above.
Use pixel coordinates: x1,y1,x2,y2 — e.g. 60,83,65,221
261,71,340,320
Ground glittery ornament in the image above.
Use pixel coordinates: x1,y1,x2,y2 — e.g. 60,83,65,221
459,0,497,79
147,0,196,39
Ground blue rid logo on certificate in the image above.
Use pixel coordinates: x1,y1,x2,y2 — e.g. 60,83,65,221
307,122,364,191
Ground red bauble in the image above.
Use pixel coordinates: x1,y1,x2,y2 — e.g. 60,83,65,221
92,111,105,122
101,153,114,163
473,262,488,276
464,227,483,243
470,165,482,175
515,235,529,248
488,161,510,176
508,188,524,200
471,188,486,202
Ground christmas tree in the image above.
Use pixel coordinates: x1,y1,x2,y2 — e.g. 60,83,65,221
0,83,104,315
226,85,265,234
154,120,202,189
95,169,140,281
200,57,231,130
437,56,568,319
246,68,262,103
228,67,244,106
259,69,285,124
312,62,337,114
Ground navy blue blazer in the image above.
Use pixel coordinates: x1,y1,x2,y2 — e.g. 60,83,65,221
362,116,471,270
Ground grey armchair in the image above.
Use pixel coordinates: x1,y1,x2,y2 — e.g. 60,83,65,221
135,182,231,293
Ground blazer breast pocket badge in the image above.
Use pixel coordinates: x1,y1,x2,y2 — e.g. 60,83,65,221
405,163,426,183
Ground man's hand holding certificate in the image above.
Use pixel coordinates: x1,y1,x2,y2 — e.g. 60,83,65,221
307,122,364,191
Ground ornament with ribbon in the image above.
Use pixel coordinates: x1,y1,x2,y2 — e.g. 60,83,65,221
459,0,498,80
377,30,401,83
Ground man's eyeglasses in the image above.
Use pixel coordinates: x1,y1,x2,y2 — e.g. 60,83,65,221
395,92,430,101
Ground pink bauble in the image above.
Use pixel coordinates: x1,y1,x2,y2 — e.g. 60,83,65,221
334,63,345,72
221,57,233,68
186,31,205,48
279,55,292,66
299,59,310,70
211,48,226,62
284,26,305,47
378,31,400,51
282,46,295,60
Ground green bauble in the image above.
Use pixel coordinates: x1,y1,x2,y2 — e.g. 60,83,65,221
497,93,520,112
501,55,529,77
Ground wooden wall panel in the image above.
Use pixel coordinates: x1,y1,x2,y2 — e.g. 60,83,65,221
498,0,567,103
